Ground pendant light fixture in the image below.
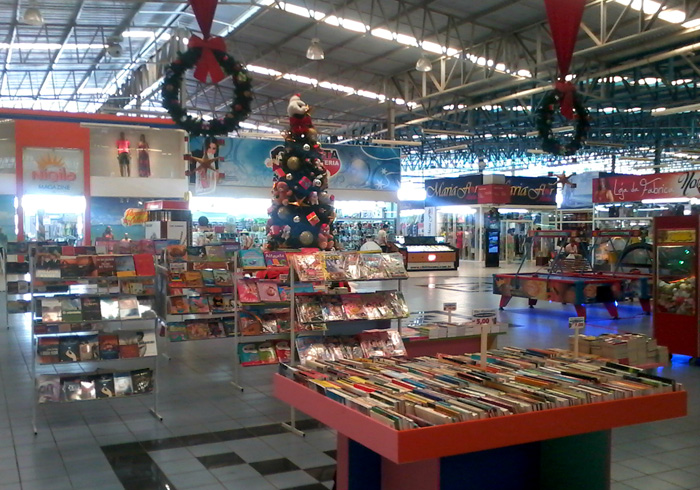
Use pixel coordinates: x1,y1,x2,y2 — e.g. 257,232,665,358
306,38,325,60
415,55,432,72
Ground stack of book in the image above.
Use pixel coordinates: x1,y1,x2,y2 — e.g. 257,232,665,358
34,246,156,279
37,331,157,363
238,340,292,366
569,333,669,366
290,252,407,282
279,346,681,430
167,244,239,272
37,368,154,403
167,319,235,341
296,330,406,364
295,291,409,324
36,295,150,333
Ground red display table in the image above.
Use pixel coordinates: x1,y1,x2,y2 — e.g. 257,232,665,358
274,374,686,490
402,333,500,358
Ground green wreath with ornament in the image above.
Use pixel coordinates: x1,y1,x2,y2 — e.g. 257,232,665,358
535,88,590,156
161,46,253,136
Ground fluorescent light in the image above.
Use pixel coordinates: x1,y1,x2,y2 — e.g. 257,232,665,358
683,18,700,29
641,198,690,204
0,43,106,50
435,144,469,153
525,127,572,137
586,141,626,148
238,131,284,139
397,186,426,201
619,156,654,161
423,129,474,137
498,208,529,214
526,149,547,154
371,139,422,146
650,102,700,117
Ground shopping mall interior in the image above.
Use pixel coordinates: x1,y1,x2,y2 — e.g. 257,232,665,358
1,0,700,489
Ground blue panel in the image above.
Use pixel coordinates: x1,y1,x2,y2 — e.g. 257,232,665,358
348,439,382,490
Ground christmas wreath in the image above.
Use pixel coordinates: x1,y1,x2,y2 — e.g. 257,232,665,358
161,45,253,137
535,87,590,156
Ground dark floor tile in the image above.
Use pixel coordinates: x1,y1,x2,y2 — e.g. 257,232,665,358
323,450,337,460
304,465,336,481
139,437,185,451
102,442,146,457
246,423,287,437
179,432,221,446
283,485,332,490
250,457,300,475
293,419,325,431
197,451,246,469
214,428,254,441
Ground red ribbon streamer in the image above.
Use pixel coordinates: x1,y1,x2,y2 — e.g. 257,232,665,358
189,35,227,84
189,0,218,39
555,80,576,120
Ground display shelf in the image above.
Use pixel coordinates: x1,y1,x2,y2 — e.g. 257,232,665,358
274,373,686,464
38,391,154,405
161,311,238,322
37,355,158,366
34,275,156,282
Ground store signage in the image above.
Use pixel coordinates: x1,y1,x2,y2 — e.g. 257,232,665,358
425,175,557,207
188,136,400,192
473,308,497,325
568,316,585,329
443,302,457,312
592,171,700,203
424,207,438,236
22,147,84,196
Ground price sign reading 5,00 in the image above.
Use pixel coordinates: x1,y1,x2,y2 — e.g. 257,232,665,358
472,309,497,326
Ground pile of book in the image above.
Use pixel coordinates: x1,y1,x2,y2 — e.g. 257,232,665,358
38,295,150,327
94,239,176,255
290,252,408,282
165,244,238,272
280,346,681,430
238,340,291,366
37,331,157,363
37,368,154,403
406,321,507,340
296,291,409,323
34,246,156,279
296,330,406,364
569,333,669,366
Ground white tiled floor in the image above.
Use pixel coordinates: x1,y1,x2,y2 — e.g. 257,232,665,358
1,261,699,489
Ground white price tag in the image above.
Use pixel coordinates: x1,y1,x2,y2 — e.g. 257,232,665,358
473,308,497,326
443,302,457,312
569,317,585,329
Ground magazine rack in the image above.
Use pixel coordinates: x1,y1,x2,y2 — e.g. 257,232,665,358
29,246,162,434
274,374,686,490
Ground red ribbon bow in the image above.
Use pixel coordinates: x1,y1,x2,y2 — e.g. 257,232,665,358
555,80,576,120
188,35,227,84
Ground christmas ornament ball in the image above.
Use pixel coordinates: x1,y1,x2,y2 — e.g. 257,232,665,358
287,156,301,170
313,179,322,187
299,231,314,246
293,216,301,223
303,144,311,151
278,207,291,220
286,173,293,180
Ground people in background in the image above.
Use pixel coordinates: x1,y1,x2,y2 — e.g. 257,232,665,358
138,134,151,178
196,216,215,246
240,230,255,250
102,226,114,240
595,178,614,203
564,237,579,255
121,233,131,243
117,132,131,177
376,223,389,252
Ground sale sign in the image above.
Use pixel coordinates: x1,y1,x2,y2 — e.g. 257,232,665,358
593,171,700,203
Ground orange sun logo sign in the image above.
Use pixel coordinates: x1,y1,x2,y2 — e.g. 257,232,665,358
32,153,76,182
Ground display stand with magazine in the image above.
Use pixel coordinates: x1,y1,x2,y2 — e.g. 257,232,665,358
29,245,161,434
3,242,31,328
275,349,688,490
281,251,410,436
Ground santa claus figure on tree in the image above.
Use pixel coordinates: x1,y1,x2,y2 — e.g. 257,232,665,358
266,94,336,250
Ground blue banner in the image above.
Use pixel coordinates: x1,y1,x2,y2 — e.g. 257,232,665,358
188,137,401,191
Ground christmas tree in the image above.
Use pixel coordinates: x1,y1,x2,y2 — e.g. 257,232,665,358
266,94,336,250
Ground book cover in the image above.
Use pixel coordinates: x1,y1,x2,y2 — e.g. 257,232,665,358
37,337,59,364
238,343,261,365
81,297,103,321
76,378,96,401
98,334,120,360
131,368,154,394
296,296,324,323
184,271,204,288
342,294,369,320
207,320,225,338
123,281,144,295
58,336,81,362
210,294,227,313
100,298,120,320
118,343,140,358
239,313,263,336
118,296,140,319
61,246,76,256
257,281,281,302
113,372,133,396
240,249,265,269
75,256,96,277
168,323,187,341
115,241,132,254
258,342,278,364
321,296,346,322
62,378,82,402
223,243,240,258
94,256,117,277
37,375,61,403
35,247,61,278
168,296,190,314
133,254,155,276
137,240,156,255
166,244,188,263
188,296,210,314
60,257,80,278
41,298,62,323
185,322,209,340
360,253,386,279
205,245,226,261
201,270,215,287
274,340,292,363
213,269,233,286
168,262,188,273
381,253,408,278
95,374,115,398
7,280,29,294
264,251,288,267
187,246,206,260
237,281,260,303
115,256,136,277
278,286,290,302
323,253,345,281
222,318,236,337
291,253,324,282
78,335,98,361
60,298,82,323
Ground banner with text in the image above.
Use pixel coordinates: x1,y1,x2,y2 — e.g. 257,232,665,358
188,137,401,192
22,147,84,196
425,175,557,207
592,171,700,203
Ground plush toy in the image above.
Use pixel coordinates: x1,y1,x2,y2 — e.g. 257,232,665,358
272,181,292,205
309,191,319,205
282,225,291,240
287,94,314,137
